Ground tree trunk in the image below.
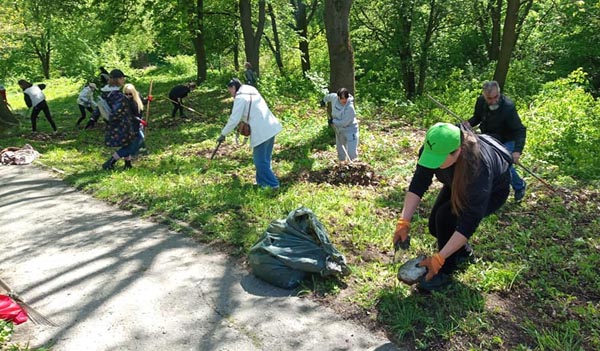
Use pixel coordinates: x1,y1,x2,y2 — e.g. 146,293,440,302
417,0,442,96
323,0,355,95
292,0,319,75
493,0,519,89
239,0,267,76
32,30,51,79
474,0,502,61
398,2,416,99
489,0,502,61
190,0,207,83
267,3,284,75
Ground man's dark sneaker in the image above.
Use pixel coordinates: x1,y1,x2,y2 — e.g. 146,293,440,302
416,273,452,293
124,160,132,170
514,181,527,202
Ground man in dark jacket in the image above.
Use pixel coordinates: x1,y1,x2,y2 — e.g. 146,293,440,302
466,80,527,201
168,82,196,118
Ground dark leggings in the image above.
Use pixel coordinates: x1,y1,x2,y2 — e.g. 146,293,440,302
171,99,184,117
31,100,57,132
77,104,94,126
428,183,509,273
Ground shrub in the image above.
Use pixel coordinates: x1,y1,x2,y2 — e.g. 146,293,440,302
525,68,600,180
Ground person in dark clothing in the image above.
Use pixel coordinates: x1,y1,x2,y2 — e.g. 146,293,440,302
99,67,110,86
168,82,196,118
119,83,146,169
17,79,57,133
244,62,258,86
466,80,527,201
392,123,511,292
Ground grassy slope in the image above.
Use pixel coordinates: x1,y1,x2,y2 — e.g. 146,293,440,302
1,72,598,351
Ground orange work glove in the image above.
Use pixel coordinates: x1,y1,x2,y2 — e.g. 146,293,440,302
418,253,446,281
393,218,411,250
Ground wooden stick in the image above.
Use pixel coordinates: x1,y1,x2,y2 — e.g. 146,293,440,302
145,80,153,135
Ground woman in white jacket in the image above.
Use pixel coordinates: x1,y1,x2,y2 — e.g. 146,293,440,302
321,88,359,161
217,78,283,189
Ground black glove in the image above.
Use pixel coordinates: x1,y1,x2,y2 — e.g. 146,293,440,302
319,100,326,108
217,135,226,143
327,118,333,125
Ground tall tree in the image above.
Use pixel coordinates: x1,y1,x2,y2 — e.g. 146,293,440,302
474,0,533,88
239,0,267,76
474,0,502,61
265,3,284,75
182,0,208,83
494,0,532,88
323,0,354,94
291,0,320,75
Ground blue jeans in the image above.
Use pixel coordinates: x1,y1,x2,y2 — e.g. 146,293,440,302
503,141,525,191
253,136,279,188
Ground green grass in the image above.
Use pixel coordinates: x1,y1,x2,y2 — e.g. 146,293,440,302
1,69,599,350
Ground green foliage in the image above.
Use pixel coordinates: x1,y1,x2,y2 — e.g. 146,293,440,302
525,68,600,180
0,321,14,346
162,56,197,77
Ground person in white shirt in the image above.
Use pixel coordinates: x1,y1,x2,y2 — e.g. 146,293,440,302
18,79,57,133
217,78,283,190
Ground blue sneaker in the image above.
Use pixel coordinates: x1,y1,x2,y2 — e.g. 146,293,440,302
416,273,452,292
514,181,527,202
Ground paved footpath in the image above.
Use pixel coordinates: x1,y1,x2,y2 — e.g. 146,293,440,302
0,165,401,351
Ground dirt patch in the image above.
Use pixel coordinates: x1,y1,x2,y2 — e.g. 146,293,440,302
308,161,382,186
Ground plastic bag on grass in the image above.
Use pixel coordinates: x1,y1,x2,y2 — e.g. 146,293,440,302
248,207,350,289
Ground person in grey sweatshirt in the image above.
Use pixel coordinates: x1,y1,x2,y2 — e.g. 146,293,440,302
321,88,359,161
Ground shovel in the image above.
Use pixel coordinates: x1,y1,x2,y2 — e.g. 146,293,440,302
201,140,223,172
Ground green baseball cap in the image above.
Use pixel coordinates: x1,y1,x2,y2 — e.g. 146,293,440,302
418,122,461,169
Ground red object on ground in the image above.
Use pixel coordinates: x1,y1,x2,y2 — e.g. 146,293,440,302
0,295,28,324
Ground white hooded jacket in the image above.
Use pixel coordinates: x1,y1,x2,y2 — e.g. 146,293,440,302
221,85,282,148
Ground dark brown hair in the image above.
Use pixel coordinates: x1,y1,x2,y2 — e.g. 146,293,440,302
450,128,481,214
337,88,350,99
18,79,32,90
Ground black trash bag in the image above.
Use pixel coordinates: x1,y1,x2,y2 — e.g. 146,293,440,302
248,207,350,289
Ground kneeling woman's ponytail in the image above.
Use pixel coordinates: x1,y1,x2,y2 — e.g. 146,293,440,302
451,128,481,214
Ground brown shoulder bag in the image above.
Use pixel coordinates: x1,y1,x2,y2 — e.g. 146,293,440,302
238,96,252,137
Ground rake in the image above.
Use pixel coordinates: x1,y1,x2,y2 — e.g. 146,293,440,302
0,277,57,326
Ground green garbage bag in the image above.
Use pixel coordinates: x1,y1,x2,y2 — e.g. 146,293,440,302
248,207,350,289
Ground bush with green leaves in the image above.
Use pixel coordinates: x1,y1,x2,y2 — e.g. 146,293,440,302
525,68,600,180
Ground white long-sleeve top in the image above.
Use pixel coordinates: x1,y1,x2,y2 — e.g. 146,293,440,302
323,93,358,133
221,85,282,148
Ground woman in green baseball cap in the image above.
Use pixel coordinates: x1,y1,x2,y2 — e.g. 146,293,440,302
392,122,512,292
